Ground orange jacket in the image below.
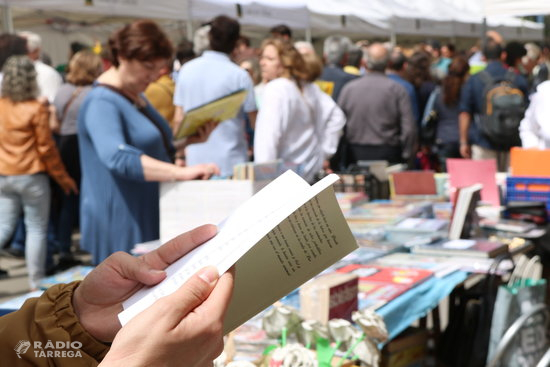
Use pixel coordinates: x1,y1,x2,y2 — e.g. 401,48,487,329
0,282,109,366
0,98,73,191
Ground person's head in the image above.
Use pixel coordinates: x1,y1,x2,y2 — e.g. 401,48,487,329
239,57,261,85
18,31,41,61
365,43,389,72
406,50,432,87
302,52,323,83
504,41,526,68
523,42,541,73
323,35,352,66
269,24,292,41
236,35,251,51
388,50,407,72
260,38,307,84
208,15,240,55
483,37,503,61
0,33,27,70
70,42,89,58
66,50,103,86
441,43,455,59
108,20,174,93
1,55,38,102
346,46,363,69
425,39,441,59
193,24,211,55
175,39,195,65
442,55,469,106
294,41,315,56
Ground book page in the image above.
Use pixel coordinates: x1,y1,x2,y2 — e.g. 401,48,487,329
119,171,357,328
223,184,358,333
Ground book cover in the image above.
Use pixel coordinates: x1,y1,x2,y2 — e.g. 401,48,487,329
448,183,482,240
174,89,248,139
412,239,508,258
390,171,437,196
120,170,358,333
336,264,433,310
447,159,500,206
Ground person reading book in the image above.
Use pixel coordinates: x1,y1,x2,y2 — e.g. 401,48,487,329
78,20,220,265
0,225,235,367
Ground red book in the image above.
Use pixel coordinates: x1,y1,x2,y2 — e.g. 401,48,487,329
336,264,433,309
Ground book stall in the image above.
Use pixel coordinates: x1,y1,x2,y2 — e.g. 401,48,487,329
1,151,549,366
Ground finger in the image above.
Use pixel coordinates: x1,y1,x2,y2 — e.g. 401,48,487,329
108,252,167,286
157,265,220,328
190,267,235,326
142,224,218,269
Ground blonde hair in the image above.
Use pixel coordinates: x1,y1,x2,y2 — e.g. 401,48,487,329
66,50,103,86
301,52,323,82
1,55,38,102
261,38,308,86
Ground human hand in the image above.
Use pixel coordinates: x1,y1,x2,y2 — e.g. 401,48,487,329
99,266,234,367
61,177,79,195
186,120,219,146
459,143,471,158
176,163,220,180
72,224,219,342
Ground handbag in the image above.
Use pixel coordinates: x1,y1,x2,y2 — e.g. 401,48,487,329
486,255,548,367
420,87,440,145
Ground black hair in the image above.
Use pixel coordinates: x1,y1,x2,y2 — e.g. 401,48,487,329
209,15,240,54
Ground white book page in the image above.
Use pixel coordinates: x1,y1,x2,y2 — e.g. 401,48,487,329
119,171,340,325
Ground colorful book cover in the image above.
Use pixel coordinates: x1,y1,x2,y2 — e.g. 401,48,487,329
336,264,433,309
175,89,248,139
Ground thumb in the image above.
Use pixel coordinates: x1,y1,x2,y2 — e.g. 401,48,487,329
157,266,219,328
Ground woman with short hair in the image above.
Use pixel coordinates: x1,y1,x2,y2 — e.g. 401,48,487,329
0,55,77,289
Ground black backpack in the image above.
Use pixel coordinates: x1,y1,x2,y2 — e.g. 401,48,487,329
477,70,525,149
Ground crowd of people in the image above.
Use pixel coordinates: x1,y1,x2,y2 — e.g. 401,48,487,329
1,14,550,365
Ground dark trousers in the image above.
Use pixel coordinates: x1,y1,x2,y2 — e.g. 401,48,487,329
349,144,403,165
436,142,461,172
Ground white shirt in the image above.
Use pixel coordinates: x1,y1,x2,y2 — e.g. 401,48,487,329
254,78,345,182
34,60,62,103
519,80,550,149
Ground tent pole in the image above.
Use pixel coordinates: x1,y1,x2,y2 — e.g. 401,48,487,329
186,0,193,40
2,5,14,33
305,26,312,43
481,17,487,45
390,16,396,47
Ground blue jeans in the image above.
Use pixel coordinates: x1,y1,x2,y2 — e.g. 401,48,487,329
0,173,50,289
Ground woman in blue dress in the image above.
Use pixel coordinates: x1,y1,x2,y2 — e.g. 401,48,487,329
78,20,218,264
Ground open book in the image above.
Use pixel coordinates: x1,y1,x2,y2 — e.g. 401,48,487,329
119,170,358,333
174,89,248,139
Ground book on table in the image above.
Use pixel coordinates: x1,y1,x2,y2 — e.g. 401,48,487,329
174,89,248,139
335,264,433,310
119,170,358,333
448,183,482,240
411,238,508,259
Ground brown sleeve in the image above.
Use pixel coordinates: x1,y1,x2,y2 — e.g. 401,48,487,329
0,282,110,366
32,104,74,190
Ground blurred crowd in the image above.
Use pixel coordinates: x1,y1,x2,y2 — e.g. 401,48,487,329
1,16,549,290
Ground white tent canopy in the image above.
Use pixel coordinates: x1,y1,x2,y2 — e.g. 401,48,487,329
0,0,545,65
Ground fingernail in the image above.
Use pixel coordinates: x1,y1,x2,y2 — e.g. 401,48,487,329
149,269,165,275
198,266,219,285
